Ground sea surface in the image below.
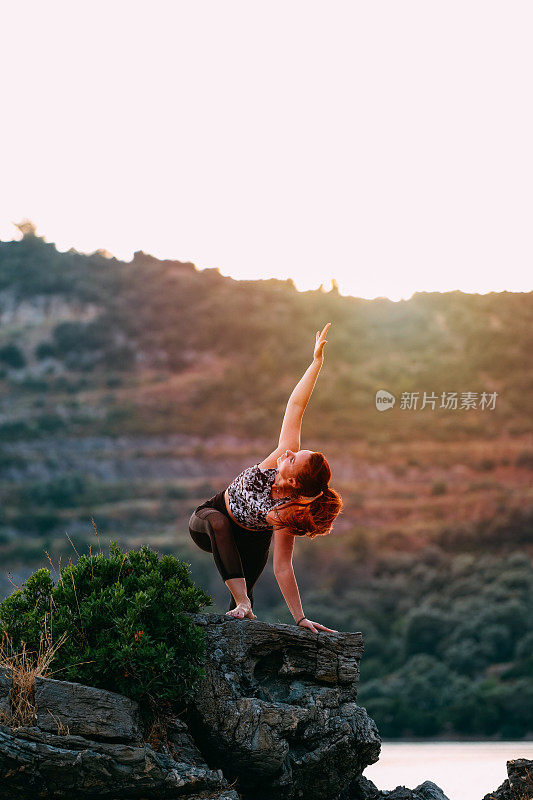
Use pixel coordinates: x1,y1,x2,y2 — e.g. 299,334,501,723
363,741,533,800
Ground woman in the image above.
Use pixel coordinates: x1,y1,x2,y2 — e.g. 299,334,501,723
188,323,342,634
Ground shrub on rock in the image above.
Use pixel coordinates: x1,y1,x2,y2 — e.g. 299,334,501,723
0,542,212,712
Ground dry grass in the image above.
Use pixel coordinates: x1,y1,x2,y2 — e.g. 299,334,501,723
0,614,67,728
44,708,70,735
146,711,172,753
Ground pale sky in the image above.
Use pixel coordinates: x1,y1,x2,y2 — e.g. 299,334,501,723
1,1,531,301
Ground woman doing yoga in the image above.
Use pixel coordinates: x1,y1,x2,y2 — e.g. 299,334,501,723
188,323,342,634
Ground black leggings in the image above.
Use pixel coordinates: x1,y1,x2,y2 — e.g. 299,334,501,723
188,491,272,611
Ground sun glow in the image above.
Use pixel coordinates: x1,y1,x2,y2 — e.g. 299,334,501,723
1,1,531,301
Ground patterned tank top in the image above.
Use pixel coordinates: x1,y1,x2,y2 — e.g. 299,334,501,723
227,464,297,531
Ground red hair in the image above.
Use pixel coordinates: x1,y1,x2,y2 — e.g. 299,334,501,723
271,451,342,538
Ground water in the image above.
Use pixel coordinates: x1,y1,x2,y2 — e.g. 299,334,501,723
363,741,533,800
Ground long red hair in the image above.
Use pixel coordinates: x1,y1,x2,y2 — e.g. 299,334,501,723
271,451,342,538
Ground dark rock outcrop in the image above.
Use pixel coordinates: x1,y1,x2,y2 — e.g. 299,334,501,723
348,774,450,800
0,613,452,800
0,722,239,799
34,674,142,742
482,758,533,800
183,613,380,800
0,660,238,799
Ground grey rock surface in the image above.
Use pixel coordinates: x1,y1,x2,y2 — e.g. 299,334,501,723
3,613,452,800
413,782,450,800
183,613,381,800
34,675,142,742
0,619,525,800
0,723,239,799
344,775,450,799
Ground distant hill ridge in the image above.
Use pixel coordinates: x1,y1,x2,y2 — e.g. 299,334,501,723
0,229,531,442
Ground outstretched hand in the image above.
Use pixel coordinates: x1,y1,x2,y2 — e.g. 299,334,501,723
297,617,338,634
313,323,331,362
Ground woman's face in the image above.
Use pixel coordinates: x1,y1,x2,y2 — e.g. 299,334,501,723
276,449,314,486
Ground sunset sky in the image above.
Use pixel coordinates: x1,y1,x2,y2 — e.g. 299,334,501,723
1,2,532,301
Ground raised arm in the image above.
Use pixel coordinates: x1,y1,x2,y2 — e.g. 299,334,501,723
258,323,331,469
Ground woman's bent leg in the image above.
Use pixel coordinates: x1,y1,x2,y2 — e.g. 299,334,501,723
227,530,273,612
189,508,245,581
188,527,213,554
189,509,255,617
224,577,250,610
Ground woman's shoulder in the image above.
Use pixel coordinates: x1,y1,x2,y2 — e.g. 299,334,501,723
254,463,277,475
230,463,276,489
238,463,277,479
246,463,276,489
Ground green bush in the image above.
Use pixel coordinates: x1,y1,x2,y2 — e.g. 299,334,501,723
34,414,67,434
102,345,136,371
15,474,86,509
0,420,35,440
18,376,49,392
360,655,459,737
0,343,26,369
35,341,57,360
52,321,92,355
12,510,61,535
403,607,449,657
0,542,212,712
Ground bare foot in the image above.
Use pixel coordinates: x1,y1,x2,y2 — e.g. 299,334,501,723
225,601,256,620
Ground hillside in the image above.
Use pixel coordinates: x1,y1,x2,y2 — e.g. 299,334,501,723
0,228,532,738
1,230,532,445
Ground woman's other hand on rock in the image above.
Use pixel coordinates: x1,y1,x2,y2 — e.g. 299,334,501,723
297,617,338,633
